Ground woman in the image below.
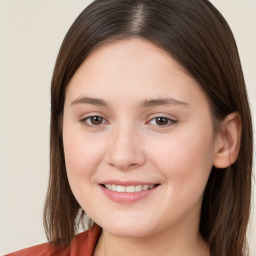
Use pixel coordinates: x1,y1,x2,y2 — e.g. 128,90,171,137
7,0,253,255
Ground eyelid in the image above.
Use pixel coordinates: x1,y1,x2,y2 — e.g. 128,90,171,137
146,115,178,127
79,114,109,128
78,113,177,128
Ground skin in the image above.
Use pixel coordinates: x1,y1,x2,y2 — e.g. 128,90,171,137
62,38,226,256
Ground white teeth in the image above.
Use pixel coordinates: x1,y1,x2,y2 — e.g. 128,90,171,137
136,185,143,192
126,186,135,192
116,185,126,192
104,184,155,192
106,184,111,190
142,185,148,191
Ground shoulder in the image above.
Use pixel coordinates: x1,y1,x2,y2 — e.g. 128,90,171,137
4,242,69,256
5,225,102,256
69,224,102,256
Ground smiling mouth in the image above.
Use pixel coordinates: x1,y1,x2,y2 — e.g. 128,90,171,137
102,184,158,193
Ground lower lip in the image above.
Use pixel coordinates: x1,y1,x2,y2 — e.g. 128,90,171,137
100,185,158,203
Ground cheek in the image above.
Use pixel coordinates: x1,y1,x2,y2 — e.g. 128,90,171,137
148,126,215,195
62,127,106,211
62,124,105,180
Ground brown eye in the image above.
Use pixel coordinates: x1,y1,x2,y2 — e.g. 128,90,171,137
90,116,104,125
155,117,169,126
81,116,107,126
148,116,177,127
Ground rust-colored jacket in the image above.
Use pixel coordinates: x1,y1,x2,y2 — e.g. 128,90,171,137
6,225,102,256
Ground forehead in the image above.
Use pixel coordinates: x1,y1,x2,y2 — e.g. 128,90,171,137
65,38,208,109
71,38,187,81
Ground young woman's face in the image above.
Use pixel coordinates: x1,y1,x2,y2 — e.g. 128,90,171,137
63,39,218,238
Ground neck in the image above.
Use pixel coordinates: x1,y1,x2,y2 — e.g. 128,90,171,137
94,223,209,256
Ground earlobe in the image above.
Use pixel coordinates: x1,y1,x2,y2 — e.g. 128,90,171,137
213,112,242,168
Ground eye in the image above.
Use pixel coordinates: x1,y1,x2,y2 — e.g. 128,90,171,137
80,115,108,127
148,117,177,126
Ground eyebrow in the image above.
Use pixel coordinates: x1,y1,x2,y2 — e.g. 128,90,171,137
141,98,189,108
71,97,107,106
71,96,189,108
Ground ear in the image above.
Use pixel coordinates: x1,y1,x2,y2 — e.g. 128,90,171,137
213,112,242,168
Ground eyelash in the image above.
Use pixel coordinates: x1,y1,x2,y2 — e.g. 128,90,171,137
80,116,108,127
80,115,177,128
147,116,177,127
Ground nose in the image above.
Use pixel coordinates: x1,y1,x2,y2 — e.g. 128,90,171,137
106,125,146,171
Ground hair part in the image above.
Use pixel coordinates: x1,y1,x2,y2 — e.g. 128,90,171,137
44,1,253,255
130,3,145,33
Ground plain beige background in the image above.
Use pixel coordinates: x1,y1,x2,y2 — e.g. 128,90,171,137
0,0,255,255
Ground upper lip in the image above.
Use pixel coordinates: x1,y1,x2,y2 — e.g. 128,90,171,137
99,180,159,186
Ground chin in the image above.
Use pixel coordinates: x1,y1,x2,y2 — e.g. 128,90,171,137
95,216,158,238
106,224,153,238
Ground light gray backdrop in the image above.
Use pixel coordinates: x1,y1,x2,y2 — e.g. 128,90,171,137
0,0,255,254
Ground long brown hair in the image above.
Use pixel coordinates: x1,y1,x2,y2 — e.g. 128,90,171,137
43,1,253,255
